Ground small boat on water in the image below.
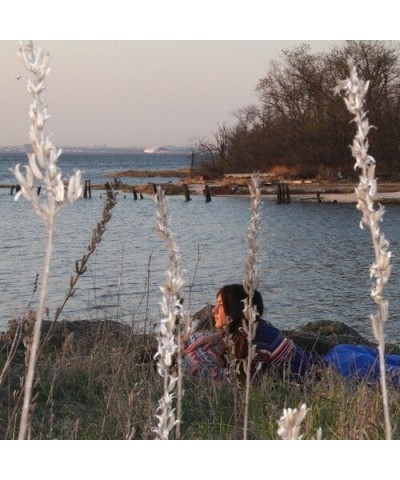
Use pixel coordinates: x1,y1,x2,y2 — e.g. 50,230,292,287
143,146,170,154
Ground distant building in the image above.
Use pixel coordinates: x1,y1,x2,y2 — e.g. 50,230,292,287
144,146,170,154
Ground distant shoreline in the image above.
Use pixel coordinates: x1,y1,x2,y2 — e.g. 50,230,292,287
2,169,400,204
101,170,400,204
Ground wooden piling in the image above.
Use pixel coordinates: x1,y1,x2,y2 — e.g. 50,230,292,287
84,180,92,198
183,184,191,201
203,184,211,202
284,182,291,203
277,183,282,203
277,182,290,204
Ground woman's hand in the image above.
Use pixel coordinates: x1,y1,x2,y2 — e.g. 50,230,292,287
184,331,224,354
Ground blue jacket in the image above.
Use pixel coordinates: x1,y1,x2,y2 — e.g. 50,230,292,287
252,319,323,378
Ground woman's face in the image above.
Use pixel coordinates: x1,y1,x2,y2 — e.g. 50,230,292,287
213,294,228,329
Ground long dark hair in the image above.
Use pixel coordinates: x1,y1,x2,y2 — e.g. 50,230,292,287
217,284,264,359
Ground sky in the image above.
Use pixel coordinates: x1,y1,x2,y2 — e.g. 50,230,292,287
0,39,344,149
0,1,395,151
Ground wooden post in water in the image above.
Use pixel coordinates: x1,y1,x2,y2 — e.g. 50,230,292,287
183,184,191,201
284,183,291,203
203,184,211,202
83,180,92,198
277,182,290,204
277,183,283,203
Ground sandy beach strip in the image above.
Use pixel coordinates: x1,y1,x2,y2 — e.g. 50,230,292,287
292,191,400,204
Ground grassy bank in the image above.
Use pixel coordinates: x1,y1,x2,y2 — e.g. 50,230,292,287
1,321,400,440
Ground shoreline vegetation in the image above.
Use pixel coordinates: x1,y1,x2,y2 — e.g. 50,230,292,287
2,312,400,440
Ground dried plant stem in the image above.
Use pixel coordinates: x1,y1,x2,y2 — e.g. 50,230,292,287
14,41,81,440
224,332,241,437
144,252,152,334
153,186,191,439
335,58,392,439
19,222,53,439
242,173,261,440
40,186,117,352
187,243,201,309
0,316,24,386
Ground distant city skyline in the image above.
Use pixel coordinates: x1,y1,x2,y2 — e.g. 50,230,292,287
0,40,344,149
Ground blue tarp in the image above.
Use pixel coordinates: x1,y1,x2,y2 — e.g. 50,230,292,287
324,344,400,384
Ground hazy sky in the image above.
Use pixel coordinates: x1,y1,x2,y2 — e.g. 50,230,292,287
0,40,345,149
1,0,394,149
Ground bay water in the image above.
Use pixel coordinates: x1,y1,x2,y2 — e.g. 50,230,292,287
1,152,400,344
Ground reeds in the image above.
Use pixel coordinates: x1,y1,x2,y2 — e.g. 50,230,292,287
242,173,261,439
334,58,393,439
153,185,192,439
13,41,82,439
37,183,118,355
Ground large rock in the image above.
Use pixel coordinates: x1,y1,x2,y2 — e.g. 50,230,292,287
283,320,400,355
282,320,373,356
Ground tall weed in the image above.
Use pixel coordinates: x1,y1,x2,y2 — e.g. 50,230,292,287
13,41,81,439
335,58,393,439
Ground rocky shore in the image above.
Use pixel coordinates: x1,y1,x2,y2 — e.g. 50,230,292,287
2,306,399,365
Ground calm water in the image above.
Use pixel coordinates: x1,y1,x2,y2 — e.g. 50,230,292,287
0,151,188,186
1,152,400,343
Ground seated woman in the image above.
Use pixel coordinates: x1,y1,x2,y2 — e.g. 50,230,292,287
183,283,400,385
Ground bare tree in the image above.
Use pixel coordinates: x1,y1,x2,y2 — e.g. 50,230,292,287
192,122,232,176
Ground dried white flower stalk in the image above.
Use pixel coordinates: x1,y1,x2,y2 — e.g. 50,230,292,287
243,173,261,297
153,186,191,439
14,42,81,219
277,403,309,440
14,41,82,440
335,58,392,440
242,173,262,440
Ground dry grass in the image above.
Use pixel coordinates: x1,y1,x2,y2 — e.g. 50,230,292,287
1,325,400,440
